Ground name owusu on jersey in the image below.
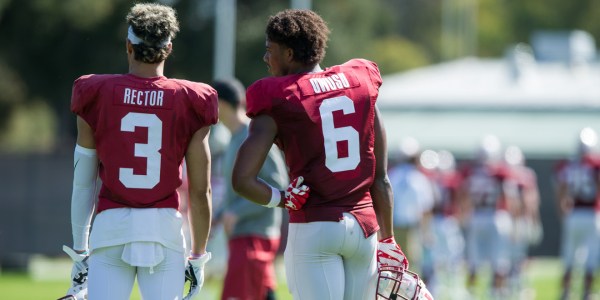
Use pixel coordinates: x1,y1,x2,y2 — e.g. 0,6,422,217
309,73,350,94
123,88,165,107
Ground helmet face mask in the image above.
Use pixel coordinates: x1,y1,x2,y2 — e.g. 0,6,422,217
376,266,423,300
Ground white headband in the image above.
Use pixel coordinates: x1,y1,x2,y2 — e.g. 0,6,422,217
127,26,171,47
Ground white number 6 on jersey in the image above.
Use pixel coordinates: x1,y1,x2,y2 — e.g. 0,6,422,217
319,96,360,172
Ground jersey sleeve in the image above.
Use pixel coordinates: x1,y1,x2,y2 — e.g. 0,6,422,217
246,79,274,118
348,59,383,90
70,75,97,124
189,84,219,128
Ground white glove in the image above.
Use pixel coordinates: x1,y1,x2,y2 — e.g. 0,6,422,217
61,245,89,300
377,236,409,270
183,252,211,300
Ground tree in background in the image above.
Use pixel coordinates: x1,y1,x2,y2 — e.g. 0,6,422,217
0,0,599,153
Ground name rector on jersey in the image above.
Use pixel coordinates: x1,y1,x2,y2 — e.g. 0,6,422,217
231,9,431,300
66,3,217,300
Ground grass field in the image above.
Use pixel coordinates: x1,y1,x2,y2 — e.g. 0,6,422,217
0,256,594,299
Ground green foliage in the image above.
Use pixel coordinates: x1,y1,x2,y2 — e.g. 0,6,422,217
315,0,389,66
0,101,57,152
0,59,25,106
234,1,289,86
1,0,599,152
365,35,431,74
477,0,513,57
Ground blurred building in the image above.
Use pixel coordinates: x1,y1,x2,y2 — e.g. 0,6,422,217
379,30,600,158
378,30,600,256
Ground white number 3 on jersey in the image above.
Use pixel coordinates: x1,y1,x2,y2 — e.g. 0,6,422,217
119,112,162,189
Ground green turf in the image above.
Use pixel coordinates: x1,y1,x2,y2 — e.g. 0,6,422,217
0,272,295,300
0,257,592,299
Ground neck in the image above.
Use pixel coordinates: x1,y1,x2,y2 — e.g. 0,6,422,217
128,59,165,78
288,63,322,75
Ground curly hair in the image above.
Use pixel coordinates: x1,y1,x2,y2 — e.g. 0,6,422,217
126,3,180,64
266,9,330,66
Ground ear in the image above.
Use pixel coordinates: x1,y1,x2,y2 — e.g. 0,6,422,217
285,47,294,63
126,39,134,54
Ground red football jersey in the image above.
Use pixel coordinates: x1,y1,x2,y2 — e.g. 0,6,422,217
246,59,382,237
555,156,600,208
462,163,513,211
432,171,463,216
71,74,218,212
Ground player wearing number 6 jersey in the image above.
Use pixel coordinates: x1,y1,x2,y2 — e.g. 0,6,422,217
232,9,431,300
67,3,217,300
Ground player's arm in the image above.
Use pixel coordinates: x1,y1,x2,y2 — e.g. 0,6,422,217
232,115,283,207
60,116,98,300
370,106,394,239
372,105,409,270
71,116,98,252
525,172,541,219
185,126,212,256
456,182,470,224
556,180,571,218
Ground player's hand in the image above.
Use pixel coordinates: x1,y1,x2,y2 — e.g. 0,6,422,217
61,245,89,300
377,236,409,270
183,252,211,300
284,176,310,210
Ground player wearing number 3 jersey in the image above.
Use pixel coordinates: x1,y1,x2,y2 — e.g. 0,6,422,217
67,3,216,300
232,9,432,300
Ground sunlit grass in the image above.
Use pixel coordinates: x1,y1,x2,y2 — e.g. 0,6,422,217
0,257,593,300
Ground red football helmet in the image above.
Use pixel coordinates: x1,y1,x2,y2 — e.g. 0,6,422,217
376,266,434,300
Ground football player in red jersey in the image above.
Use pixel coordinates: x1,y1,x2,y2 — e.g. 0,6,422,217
421,150,467,298
504,145,541,298
231,9,431,300
555,127,600,300
65,3,217,300
462,135,518,298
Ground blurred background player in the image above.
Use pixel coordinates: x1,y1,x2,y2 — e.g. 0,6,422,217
66,3,216,300
504,145,542,298
462,135,518,298
388,137,435,275
419,149,467,298
231,9,431,300
212,78,289,300
554,127,600,300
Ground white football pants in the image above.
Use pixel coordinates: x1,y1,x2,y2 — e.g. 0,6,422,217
467,210,512,275
87,243,185,300
284,212,378,300
561,208,600,272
